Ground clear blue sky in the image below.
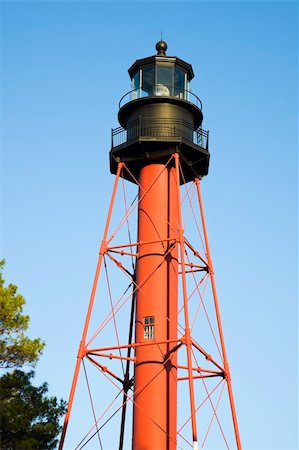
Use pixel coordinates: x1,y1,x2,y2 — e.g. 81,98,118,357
1,1,297,449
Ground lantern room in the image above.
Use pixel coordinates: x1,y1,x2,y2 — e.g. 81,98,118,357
110,41,210,183
129,41,193,101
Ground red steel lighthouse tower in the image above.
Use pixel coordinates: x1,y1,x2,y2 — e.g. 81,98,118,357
59,41,242,450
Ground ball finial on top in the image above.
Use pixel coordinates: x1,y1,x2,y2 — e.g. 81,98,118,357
156,40,167,55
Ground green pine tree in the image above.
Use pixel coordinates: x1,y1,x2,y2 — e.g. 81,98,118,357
0,259,45,368
0,260,66,449
0,370,66,450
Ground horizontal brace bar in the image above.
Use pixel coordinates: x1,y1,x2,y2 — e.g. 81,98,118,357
178,374,223,381
177,365,224,374
138,236,178,247
107,237,178,252
178,269,207,275
182,263,207,269
87,352,136,362
107,242,139,250
108,249,139,257
87,338,182,354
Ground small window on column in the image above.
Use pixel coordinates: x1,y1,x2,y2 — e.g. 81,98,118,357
144,316,155,340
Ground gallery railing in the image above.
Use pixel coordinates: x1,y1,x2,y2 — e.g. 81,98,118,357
111,117,209,150
119,88,203,110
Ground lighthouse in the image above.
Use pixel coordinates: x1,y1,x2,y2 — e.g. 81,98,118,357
59,41,241,450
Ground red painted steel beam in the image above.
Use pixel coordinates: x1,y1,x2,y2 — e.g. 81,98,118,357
58,163,124,450
174,154,199,449
195,178,242,450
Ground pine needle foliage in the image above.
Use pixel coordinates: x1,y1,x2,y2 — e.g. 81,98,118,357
0,260,45,368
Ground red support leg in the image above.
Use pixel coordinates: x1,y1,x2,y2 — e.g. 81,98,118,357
195,178,242,450
58,163,124,450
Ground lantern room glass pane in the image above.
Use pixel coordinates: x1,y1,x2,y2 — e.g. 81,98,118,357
155,66,173,96
132,71,140,90
131,71,140,100
142,66,155,96
174,67,186,99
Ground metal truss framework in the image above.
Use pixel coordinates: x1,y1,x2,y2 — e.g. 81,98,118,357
59,154,242,450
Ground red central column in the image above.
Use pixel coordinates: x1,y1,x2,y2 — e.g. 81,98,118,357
132,163,179,450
